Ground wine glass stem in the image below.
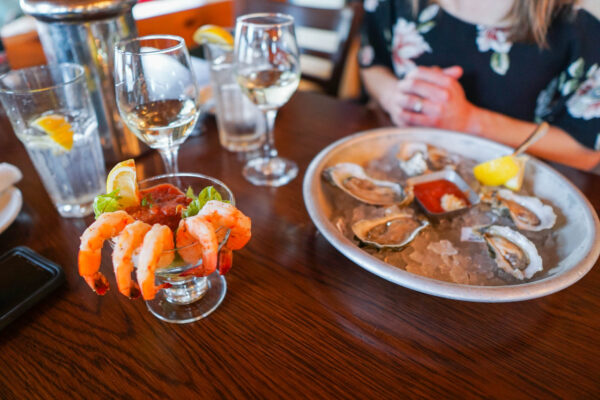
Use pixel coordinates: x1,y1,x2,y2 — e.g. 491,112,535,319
158,147,180,174
262,109,279,159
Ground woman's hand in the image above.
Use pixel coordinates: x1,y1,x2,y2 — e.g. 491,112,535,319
384,65,477,131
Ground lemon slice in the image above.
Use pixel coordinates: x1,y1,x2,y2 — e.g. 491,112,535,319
473,155,520,187
106,159,140,208
31,114,74,151
504,155,528,191
193,24,234,48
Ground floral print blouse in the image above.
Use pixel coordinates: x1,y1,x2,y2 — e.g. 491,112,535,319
360,0,600,149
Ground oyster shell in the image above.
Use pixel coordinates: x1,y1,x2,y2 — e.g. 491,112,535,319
351,210,429,248
324,162,412,206
481,225,542,280
481,189,556,231
397,142,455,176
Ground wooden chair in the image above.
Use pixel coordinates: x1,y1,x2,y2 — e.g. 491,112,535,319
238,0,363,97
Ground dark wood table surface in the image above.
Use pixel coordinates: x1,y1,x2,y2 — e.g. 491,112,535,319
1,91,599,399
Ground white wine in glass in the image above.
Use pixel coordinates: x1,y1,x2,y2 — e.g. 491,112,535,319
114,35,200,174
234,13,301,187
237,69,300,110
121,98,198,148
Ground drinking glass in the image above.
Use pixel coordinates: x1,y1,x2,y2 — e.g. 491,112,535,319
205,44,266,152
138,173,234,323
114,35,200,174
234,13,301,186
0,63,105,218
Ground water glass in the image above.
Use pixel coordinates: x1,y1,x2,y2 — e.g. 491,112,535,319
211,56,266,152
0,63,105,218
207,47,265,152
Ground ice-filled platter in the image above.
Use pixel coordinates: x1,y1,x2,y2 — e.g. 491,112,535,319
302,127,600,302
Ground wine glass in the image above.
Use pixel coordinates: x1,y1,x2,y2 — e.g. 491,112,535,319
234,13,301,186
114,35,199,174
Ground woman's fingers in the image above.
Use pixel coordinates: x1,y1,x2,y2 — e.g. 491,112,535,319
442,66,463,79
398,109,440,127
406,65,463,87
397,93,442,116
397,77,449,102
384,65,472,130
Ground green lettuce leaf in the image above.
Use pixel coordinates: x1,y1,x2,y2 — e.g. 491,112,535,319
93,189,121,218
182,186,225,218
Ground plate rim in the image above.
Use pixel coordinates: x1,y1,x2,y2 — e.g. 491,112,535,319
302,126,600,302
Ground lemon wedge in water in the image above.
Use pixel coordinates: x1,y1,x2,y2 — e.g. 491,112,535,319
193,24,234,48
106,159,140,208
473,156,520,187
31,114,74,151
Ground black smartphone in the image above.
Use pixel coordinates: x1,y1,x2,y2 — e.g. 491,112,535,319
0,246,65,331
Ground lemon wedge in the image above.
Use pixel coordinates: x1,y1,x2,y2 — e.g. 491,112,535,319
193,24,234,48
106,159,140,208
473,155,520,187
504,155,528,191
31,114,74,151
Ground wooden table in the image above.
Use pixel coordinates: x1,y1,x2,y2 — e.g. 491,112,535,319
1,92,599,399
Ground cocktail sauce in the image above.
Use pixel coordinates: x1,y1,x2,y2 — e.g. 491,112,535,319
413,179,469,213
126,184,191,231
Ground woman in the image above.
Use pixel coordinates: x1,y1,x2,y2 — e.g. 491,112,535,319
359,0,600,171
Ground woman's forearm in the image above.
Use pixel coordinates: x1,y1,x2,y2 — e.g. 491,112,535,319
466,106,600,171
360,66,398,108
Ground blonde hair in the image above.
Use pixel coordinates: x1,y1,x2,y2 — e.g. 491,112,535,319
411,0,578,48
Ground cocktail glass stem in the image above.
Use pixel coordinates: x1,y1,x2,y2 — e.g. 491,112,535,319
158,147,180,174
263,109,279,159
162,275,208,305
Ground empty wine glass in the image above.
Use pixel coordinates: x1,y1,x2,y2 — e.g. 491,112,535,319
114,35,200,174
234,13,301,187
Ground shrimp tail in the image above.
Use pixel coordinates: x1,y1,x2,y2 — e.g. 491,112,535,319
129,282,141,299
78,250,109,294
218,248,233,275
83,272,110,295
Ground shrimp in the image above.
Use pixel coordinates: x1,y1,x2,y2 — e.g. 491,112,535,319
197,200,251,251
176,216,219,277
78,211,134,294
112,221,151,298
136,224,175,300
196,200,251,274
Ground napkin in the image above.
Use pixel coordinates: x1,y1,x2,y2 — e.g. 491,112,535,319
0,163,22,194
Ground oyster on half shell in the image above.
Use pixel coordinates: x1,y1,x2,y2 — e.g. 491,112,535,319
481,189,556,231
397,142,455,176
324,162,413,206
351,211,429,249
481,225,543,280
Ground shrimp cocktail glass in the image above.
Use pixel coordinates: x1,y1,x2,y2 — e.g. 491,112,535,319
78,160,252,323
0,63,106,217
